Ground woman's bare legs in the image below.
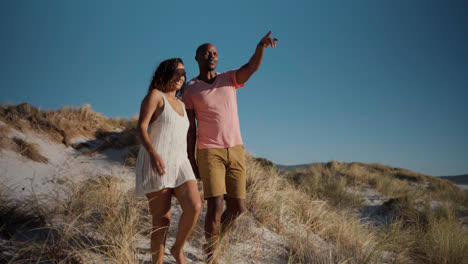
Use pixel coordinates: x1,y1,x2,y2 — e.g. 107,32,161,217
170,180,202,264
147,189,173,264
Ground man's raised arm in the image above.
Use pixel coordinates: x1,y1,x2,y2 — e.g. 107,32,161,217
236,30,278,85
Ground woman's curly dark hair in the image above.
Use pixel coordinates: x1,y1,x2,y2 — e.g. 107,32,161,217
148,58,186,95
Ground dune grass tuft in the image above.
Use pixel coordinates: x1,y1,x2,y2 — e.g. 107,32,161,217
243,157,386,263
257,160,468,264
61,175,149,263
0,103,133,147
1,175,150,263
12,137,48,163
124,145,141,167
0,186,84,263
0,125,11,150
287,161,363,208
0,103,142,166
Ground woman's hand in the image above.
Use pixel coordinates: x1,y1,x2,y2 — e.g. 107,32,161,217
150,152,166,176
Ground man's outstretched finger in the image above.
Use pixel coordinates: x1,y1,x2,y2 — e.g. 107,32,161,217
265,30,272,38
274,38,279,47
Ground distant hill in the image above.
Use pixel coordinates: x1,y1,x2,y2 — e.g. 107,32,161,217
439,174,468,185
278,162,468,186
276,162,324,171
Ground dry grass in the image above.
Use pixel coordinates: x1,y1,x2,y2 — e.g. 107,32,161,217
0,136,9,150
421,209,468,264
12,137,48,163
373,195,468,264
1,175,150,263
0,125,11,150
0,185,82,263
206,158,468,263
61,175,149,263
1,115,467,264
0,103,131,147
301,160,467,207
287,161,363,208
0,124,11,136
283,160,468,264
0,103,140,165
92,118,139,152
124,145,141,167
243,157,386,263
2,156,385,264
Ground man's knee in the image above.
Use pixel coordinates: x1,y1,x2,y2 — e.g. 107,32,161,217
231,206,246,216
226,198,246,215
206,196,224,219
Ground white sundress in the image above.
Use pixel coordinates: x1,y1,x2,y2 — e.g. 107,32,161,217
135,91,196,195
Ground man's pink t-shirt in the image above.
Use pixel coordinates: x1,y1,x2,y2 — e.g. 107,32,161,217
182,70,244,149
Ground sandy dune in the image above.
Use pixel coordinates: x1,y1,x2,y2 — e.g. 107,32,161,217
0,121,289,263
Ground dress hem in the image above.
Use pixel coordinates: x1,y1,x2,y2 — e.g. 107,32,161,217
134,178,196,196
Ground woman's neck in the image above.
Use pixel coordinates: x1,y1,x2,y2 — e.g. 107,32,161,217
164,90,177,99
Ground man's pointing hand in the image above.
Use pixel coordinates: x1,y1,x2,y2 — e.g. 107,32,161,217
259,30,279,48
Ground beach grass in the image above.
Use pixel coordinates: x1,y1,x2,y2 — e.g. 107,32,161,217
0,103,133,147
2,155,467,263
2,103,467,263
12,137,48,163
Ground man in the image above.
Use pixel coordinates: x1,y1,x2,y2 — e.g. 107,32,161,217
182,31,278,263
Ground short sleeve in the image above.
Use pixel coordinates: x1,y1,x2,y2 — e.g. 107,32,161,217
181,88,194,109
226,70,244,89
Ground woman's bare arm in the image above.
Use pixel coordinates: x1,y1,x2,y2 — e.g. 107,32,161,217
137,90,165,175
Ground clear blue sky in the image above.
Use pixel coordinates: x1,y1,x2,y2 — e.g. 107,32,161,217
1,0,467,176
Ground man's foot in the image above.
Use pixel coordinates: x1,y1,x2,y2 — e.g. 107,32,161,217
170,246,187,264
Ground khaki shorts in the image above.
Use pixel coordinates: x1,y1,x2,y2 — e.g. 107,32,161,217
197,145,246,199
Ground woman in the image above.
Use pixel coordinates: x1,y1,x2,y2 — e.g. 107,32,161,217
135,58,201,264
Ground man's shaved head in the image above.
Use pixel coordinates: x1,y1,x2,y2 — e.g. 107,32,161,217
196,43,215,57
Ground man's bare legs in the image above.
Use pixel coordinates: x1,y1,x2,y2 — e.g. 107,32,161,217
204,196,223,263
204,196,246,263
147,189,173,264
171,180,202,264
222,197,246,227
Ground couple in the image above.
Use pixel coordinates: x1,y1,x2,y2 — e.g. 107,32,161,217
135,31,278,264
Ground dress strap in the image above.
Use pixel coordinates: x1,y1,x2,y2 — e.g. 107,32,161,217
158,90,167,102
158,91,184,118
177,98,185,110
